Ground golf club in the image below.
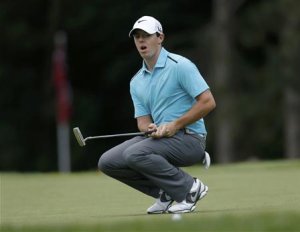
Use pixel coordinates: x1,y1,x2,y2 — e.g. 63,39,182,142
73,127,153,147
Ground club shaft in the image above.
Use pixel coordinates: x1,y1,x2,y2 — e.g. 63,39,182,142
85,132,145,140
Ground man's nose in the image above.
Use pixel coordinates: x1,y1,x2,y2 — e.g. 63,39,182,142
137,36,144,42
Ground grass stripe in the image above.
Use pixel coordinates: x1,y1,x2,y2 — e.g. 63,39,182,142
1,160,300,231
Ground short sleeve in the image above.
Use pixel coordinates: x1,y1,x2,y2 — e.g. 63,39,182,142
177,59,209,98
130,84,150,118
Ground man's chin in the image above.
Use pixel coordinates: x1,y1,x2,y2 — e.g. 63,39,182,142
140,53,148,59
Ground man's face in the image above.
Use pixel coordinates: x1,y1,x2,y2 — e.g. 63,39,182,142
133,30,164,60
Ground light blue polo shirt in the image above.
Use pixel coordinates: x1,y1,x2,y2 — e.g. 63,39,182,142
130,47,209,135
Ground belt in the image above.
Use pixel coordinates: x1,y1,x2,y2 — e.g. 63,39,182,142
184,128,206,138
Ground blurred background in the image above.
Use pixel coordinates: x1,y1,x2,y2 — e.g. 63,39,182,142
1,0,299,172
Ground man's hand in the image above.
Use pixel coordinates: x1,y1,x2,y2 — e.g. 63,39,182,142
149,122,179,138
147,123,157,136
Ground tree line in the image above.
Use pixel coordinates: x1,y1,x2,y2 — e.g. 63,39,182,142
0,0,299,171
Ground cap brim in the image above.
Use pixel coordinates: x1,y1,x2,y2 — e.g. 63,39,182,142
128,27,157,37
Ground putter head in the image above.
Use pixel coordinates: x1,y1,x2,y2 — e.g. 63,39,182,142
73,127,86,146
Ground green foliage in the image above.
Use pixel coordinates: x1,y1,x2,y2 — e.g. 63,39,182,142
0,0,299,170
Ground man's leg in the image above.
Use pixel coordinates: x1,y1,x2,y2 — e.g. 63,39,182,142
98,136,160,198
122,130,206,202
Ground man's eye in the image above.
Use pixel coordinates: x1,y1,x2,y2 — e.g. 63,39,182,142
134,34,151,39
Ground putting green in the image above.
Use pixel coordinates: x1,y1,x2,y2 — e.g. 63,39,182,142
2,160,300,231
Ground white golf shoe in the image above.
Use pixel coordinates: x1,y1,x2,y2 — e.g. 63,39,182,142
203,151,211,169
168,178,208,214
147,190,173,214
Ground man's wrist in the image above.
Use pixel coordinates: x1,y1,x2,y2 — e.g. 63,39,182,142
172,120,183,131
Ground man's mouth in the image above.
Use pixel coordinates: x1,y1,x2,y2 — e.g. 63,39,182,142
140,45,147,51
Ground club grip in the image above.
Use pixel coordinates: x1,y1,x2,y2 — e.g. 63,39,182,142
144,129,157,136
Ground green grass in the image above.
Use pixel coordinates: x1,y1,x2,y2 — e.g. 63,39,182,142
1,160,300,232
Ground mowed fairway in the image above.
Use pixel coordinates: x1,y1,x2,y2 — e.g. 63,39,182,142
1,160,300,232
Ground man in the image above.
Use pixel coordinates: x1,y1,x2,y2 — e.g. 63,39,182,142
98,16,216,214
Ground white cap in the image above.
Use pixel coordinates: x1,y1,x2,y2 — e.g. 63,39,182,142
129,16,163,37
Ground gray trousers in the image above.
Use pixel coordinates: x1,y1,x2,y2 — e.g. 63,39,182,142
98,129,206,202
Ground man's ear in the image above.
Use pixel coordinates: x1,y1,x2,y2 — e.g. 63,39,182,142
158,33,165,44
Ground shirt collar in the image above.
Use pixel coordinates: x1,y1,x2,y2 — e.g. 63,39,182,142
141,47,169,73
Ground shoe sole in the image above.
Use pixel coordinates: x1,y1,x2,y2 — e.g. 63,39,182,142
147,210,167,214
148,210,172,214
147,201,173,214
204,152,211,169
198,185,208,201
168,185,208,214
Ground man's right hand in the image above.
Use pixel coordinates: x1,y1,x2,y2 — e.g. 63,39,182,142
147,123,158,136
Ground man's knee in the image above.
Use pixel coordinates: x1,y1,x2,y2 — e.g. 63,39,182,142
98,152,111,173
123,147,146,168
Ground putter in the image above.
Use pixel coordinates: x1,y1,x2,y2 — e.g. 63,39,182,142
73,127,153,147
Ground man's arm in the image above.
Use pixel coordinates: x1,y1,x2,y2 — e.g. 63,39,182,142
137,115,154,132
152,89,216,138
174,89,216,129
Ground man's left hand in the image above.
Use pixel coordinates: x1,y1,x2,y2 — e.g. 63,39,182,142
151,122,179,138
